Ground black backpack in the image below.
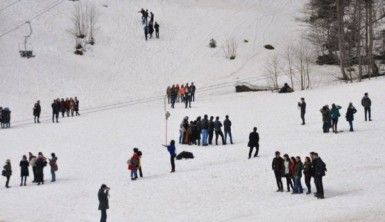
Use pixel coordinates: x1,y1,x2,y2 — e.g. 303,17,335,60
176,151,194,160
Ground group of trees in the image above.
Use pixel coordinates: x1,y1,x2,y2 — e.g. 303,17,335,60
304,0,385,81
70,2,97,55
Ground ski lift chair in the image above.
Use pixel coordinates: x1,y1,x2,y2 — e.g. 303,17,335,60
19,21,35,58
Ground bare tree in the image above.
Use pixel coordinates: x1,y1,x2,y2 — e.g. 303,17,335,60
223,38,237,60
88,4,97,45
72,3,88,39
265,54,281,90
294,42,313,90
285,45,295,88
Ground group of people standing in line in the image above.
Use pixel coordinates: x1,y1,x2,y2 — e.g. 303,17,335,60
319,93,372,133
272,151,326,199
2,152,58,188
0,106,11,128
51,97,80,123
179,115,233,146
167,83,196,109
138,8,160,40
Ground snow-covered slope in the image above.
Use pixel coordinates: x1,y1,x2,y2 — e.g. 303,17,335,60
2,0,385,221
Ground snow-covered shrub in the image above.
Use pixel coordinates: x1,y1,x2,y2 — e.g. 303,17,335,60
209,38,217,48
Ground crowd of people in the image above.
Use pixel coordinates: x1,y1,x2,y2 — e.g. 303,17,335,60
166,83,196,109
2,152,58,188
0,107,11,128
178,115,233,146
272,151,326,199
319,93,371,133
51,97,80,123
138,8,160,40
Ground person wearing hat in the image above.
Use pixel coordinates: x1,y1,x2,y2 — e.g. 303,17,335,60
361,92,372,121
98,184,110,222
127,148,140,180
162,140,176,173
2,159,12,188
298,98,306,125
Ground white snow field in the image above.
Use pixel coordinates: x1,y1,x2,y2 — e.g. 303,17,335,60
1,0,385,221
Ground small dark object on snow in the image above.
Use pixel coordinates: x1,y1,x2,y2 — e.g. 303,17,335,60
76,44,82,50
264,44,274,50
235,84,272,93
77,34,86,39
74,50,83,55
176,151,194,160
244,39,249,43
209,39,217,48
278,83,294,93
230,55,236,60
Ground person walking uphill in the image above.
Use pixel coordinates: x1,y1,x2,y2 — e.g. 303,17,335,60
330,104,342,133
361,93,372,121
298,98,306,125
162,140,176,173
248,127,259,158
2,159,12,188
98,184,110,222
33,100,41,123
19,155,29,186
223,115,233,145
272,151,284,192
346,103,357,132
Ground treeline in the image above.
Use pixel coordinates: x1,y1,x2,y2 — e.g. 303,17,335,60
304,0,385,81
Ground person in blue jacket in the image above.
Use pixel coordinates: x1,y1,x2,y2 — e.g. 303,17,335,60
330,104,342,133
163,140,176,173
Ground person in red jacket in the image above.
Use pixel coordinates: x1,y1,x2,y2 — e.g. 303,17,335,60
127,148,139,181
289,156,297,187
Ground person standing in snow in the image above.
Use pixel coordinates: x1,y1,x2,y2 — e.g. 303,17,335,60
149,12,154,24
248,127,259,158
128,148,140,180
330,104,342,133
214,116,225,145
201,115,209,146
60,98,66,118
190,82,196,102
29,152,37,183
303,156,313,194
311,152,326,199
35,152,47,185
149,22,154,39
320,105,331,133
361,92,372,121
139,8,146,24
74,97,80,116
49,153,58,182
98,184,110,222
170,87,177,109
51,99,59,123
2,159,12,188
223,115,233,145
208,116,215,145
283,154,293,192
184,90,192,109
272,151,284,192
195,116,202,146
298,98,306,125
19,155,29,186
33,100,41,124
144,25,149,41
137,150,143,178
162,140,176,173
154,22,160,39
345,103,357,132
293,156,303,194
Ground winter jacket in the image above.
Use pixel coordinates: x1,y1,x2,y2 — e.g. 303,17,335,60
214,120,223,132
346,107,357,121
154,23,159,32
128,154,140,170
166,144,176,157
19,160,29,177
208,120,215,132
52,102,59,114
98,189,109,210
313,157,326,177
29,156,37,167
272,157,284,175
330,105,342,119
284,160,290,175
74,100,79,111
294,161,303,178
303,161,313,177
223,119,231,131
49,157,58,172
248,132,259,147
361,96,371,108
298,102,306,114
201,118,209,130
2,163,12,177
320,108,331,123
33,104,41,116
289,161,296,177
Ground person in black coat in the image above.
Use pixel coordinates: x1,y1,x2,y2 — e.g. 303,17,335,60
223,115,233,145
74,97,80,116
33,100,41,124
144,25,149,41
361,92,372,121
208,116,214,145
298,98,306,125
346,102,357,132
2,159,12,188
170,88,177,108
311,152,326,199
248,127,259,158
149,12,154,24
98,184,110,222
272,151,284,192
51,100,59,123
19,155,29,186
154,22,160,38
303,156,313,194
35,152,47,185
148,22,154,39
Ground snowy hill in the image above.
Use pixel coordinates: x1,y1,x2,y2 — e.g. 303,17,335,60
1,0,385,221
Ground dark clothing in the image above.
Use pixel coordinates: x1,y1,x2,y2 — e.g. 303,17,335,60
272,157,284,191
346,107,357,131
208,120,214,144
361,96,371,108
298,102,306,124
274,171,283,191
313,157,326,198
278,85,293,93
320,107,331,133
215,130,225,145
170,156,175,172
248,132,259,147
98,189,109,210
148,23,154,38
364,107,371,121
144,26,149,40
35,157,47,184
223,119,231,131
52,102,59,123
3,163,12,188
154,23,159,38
19,160,29,177
100,209,107,222
33,103,41,123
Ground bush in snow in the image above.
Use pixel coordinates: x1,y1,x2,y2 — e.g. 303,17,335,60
224,38,237,60
209,38,217,48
